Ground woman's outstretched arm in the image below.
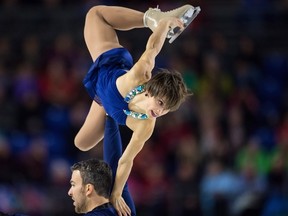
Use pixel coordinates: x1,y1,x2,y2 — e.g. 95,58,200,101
127,17,184,84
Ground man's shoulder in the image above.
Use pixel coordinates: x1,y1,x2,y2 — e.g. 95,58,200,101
85,207,117,216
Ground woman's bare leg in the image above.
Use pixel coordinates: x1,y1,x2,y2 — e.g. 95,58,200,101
74,101,106,151
84,6,144,61
75,6,144,151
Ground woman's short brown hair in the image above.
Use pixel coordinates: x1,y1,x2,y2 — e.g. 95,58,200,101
145,69,192,111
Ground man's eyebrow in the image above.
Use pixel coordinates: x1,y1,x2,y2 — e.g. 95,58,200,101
70,180,74,184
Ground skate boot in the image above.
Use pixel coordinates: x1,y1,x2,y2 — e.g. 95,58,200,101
143,4,201,43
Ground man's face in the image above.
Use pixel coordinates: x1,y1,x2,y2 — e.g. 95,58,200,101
68,170,87,213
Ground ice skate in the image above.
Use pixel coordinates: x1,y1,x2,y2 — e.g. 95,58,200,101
143,4,201,43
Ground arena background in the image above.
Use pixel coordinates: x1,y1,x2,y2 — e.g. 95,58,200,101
0,0,288,215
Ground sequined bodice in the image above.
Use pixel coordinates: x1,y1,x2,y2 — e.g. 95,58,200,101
123,85,148,120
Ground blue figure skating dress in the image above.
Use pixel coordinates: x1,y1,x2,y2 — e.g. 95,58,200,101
83,48,133,125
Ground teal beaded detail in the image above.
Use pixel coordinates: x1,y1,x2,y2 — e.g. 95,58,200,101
124,84,145,103
123,84,148,120
123,109,148,120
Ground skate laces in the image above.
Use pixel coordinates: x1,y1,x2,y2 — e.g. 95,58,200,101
150,5,160,12
152,5,180,14
163,5,192,15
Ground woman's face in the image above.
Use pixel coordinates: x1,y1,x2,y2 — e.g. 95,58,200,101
145,94,170,118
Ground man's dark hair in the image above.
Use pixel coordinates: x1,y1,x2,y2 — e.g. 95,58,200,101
71,159,112,198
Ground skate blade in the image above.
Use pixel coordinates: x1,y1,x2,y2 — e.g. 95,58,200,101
167,6,201,43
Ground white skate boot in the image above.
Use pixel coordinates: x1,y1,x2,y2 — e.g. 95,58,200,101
143,4,201,43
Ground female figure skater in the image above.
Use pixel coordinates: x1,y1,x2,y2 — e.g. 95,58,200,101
75,4,200,216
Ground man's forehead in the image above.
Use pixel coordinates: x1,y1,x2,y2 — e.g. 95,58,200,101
71,170,82,183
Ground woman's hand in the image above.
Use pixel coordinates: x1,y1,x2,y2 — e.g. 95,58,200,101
158,16,184,33
111,193,131,216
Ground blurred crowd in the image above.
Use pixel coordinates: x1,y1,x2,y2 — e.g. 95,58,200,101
0,0,288,216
